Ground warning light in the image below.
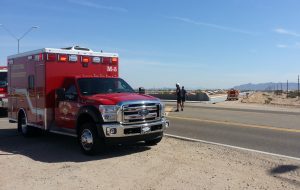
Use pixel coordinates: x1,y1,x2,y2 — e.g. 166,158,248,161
111,57,118,64
92,57,102,63
58,54,67,62
102,57,111,64
46,53,56,61
81,56,90,63
0,87,7,93
69,55,78,62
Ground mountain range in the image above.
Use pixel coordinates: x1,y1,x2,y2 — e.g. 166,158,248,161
233,82,299,91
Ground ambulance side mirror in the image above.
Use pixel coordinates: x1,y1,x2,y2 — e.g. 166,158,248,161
138,87,145,94
56,88,65,101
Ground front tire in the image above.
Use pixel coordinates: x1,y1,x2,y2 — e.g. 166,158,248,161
79,122,105,155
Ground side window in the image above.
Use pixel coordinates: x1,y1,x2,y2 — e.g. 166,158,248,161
28,75,35,90
65,84,77,101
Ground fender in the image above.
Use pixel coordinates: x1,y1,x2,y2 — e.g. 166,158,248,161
76,105,105,137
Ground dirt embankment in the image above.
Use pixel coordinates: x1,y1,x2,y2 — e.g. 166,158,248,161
240,92,300,107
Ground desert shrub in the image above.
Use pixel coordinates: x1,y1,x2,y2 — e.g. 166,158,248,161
286,91,298,98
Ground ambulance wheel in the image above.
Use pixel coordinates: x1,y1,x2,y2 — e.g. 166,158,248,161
145,136,163,146
79,122,105,155
18,112,34,137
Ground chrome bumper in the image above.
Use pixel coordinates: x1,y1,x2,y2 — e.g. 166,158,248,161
102,118,169,138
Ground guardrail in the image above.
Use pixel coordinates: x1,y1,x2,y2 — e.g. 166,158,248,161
147,92,210,101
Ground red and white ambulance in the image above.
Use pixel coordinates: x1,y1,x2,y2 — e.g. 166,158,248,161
8,46,169,154
0,66,8,111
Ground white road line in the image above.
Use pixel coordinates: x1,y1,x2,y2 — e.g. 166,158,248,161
165,133,300,162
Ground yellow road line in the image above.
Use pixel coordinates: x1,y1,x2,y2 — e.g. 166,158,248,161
167,115,300,133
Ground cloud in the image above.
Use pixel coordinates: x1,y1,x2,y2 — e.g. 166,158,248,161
274,28,300,37
67,0,128,13
167,16,258,35
276,44,288,48
276,42,300,49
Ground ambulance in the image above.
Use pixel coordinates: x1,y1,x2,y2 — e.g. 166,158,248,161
8,46,169,154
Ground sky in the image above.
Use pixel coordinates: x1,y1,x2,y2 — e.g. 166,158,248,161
1,0,300,89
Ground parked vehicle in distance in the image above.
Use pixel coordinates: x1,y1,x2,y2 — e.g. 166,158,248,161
227,89,239,101
7,46,169,155
0,66,8,112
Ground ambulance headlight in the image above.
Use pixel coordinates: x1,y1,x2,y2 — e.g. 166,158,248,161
160,103,166,117
99,105,119,122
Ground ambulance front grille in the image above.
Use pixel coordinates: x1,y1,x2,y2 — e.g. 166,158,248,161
122,103,161,124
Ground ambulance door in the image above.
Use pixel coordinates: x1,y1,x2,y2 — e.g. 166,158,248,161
55,82,79,129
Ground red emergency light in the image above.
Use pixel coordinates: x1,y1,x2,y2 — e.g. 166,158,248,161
81,56,90,63
102,57,110,64
111,57,118,64
34,53,43,61
58,54,67,62
46,53,56,61
0,87,7,93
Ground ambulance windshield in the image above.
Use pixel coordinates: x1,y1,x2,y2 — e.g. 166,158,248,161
78,78,135,95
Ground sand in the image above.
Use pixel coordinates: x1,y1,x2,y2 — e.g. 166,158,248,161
0,121,299,190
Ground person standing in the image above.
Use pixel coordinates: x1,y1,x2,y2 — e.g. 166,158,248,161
175,83,182,112
181,86,187,111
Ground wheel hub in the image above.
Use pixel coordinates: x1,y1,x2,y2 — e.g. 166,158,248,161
81,129,93,151
21,118,27,134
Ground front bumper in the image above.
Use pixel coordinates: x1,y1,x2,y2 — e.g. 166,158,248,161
102,118,169,138
0,98,8,108
104,132,164,145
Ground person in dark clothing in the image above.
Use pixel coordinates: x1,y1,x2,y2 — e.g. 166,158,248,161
175,83,182,112
181,86,187,110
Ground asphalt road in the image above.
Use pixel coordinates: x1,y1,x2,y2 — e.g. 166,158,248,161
1,104,300,159
165,102,300,158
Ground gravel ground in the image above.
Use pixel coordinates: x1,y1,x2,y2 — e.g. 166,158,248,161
0,121,300,190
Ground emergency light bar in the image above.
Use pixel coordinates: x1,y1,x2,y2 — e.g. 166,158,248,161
44,53,118,64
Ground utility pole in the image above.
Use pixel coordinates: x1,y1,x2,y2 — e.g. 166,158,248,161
287,80,289,98
298,75,300,100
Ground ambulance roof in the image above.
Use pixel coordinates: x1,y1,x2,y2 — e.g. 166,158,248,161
8,46,118,59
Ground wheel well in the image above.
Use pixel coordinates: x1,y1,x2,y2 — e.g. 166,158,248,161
77,114,95,134
17,109,26,131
